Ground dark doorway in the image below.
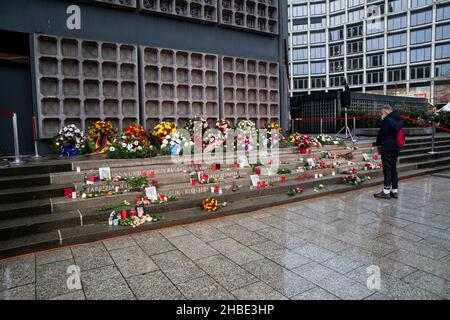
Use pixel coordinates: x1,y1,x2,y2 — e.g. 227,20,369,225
0,30,34,157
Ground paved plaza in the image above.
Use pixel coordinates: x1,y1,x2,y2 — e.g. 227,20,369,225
1,174,449,300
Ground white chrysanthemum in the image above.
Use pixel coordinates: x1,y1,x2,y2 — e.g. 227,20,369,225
109,147,116,152
121,143,127,148
137,146,143,151
134,141,139,146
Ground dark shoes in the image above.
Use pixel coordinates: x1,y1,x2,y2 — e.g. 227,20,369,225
390,192,398,199
373,191,392,199
373,191,399,199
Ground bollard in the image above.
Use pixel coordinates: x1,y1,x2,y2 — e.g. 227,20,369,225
428,124,436,154
320,118,323,135
10,113,25,165
353,117,357,140
31,116,41,159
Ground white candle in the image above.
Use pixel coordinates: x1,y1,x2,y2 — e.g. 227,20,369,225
315,174,318,179
72,192,77,199
76,167,81,173
332,171,336,176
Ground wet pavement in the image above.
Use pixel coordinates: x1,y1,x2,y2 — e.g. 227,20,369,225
1,174,449,300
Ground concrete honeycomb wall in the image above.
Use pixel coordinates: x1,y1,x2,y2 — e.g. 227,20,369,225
219,0,278,35
140,0,218,23
34,34,140,138
140,46,219,130
221,55,279,127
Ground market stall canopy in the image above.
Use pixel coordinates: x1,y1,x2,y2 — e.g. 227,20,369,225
437,102,450,113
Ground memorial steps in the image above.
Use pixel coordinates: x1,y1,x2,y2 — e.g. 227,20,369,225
1,135,450,259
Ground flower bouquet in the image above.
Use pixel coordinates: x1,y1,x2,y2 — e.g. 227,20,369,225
161,130,193,155
107,128,156,159
201,197,227,212
52,124,87,157
185,117,209,136
337,152,354,160
337,174,371,185
152,121,177,144
86,120,117,154
235,119,256,134
316,134,344,146
295,135,321,154
287,187,305,197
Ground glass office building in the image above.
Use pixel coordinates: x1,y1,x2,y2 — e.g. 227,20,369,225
287,0,450,108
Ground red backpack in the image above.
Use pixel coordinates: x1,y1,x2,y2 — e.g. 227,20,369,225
395,128,405,148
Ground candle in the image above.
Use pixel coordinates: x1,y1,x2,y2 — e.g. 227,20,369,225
281,177,286,183
211,187,215,193
150,171,156,178
137,207,144,217
315,174,318,179
234,162,239,169
212,164,216,172
261,181,266,188
129,210,136,217
215,185,220,193
191,179,196,186
257,182,261,189
115,185,120,193
308,149,312,154
219,188,223,194
76,167,81,173
121,210,128,220
332,171,336,176
72,192,77,199
255,168,261,175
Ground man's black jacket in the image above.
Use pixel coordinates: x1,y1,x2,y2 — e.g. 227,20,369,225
375,110,403,153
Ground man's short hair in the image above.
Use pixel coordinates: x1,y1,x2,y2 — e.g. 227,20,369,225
381,105,393,113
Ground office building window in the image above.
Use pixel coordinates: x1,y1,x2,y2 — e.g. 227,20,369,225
367,36,384,51
367,19,384,35
330,13,346,26
348,73,363,85
387,51,407,65
329,29,344,42
348,8,364,23
436,62,450,78
292,33,308,45
347,25,363,38
436,44,450,60
410,65,431,79
347,40,363,54
410,46,431,62
293,78,308,90
387,15,407,31
292,18,308,32
330,60,344,72
347,57,363,70
310,2,326,16
311,62,326,74
411,10,432,26
388,0,407,13
311,77,326,88
348,0,364,8
367,54,384,68
292,5,308,17
330,0,345,12
437,5,450,21
367,71,384,84
293,63,308,76
310,31,326,44
387,68,407,81
410,28,432,44
330,75,345,87
311,17,326,29
310,46,326,59
330,44,344,57
411,0,433,8
436,25,450,41
292,48,308,61
388,33,407,48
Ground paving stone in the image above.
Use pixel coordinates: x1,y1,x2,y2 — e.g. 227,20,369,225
103,237,137,251
292,243,336,262
168,234,218,260
133,232,176,256
0,284,35,300
209,238,247,254
249,240,284,253
291,287,340,300
82,265,135,300
242,258,315,298
196,255,258,291
402,270,450,299
109,246,159,278
223,247,264,265
159,226,191,239
386,249,450,281
36,248,73,266
126,271,184,300
218,224,267,246
234,217,269,231
36,258,80,300
152,250,206,284
184,223,228,242
232,281,288,300
260,249,311,270
256,227,308,249
321,255,364,274
177,275,235,300
71,242,114,271
0,255,35,291
50,291,86,300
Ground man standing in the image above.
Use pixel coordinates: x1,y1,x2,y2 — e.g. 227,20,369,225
373,105,403,199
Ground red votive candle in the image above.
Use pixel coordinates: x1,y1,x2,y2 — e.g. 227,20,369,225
212,164,216,172
215,185,220,193
257,182,261,189
261,181,266,188
129,210,136,217
281,177,287,183
255,168,261,175
121,210,128,220
191,179,196,186
234,162,239,169
308,149,312,154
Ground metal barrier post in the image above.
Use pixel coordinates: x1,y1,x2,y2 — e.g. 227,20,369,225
344,110,348,139
31,116,41,159
10,113,25,165
320,118,323,134
429,123,436,154
353,117,356,140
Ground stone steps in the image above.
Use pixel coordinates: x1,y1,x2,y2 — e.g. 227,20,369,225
1,163,450,259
